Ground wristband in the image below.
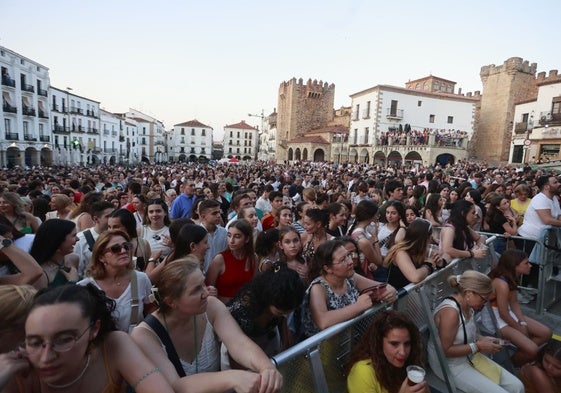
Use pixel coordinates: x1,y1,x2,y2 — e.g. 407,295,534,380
469,342,478,354
468,250,474,258
519,321,528,326
421,262,435,275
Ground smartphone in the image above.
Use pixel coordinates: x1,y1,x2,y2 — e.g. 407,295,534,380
360,283,387,295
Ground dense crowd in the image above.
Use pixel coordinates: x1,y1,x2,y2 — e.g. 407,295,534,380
1,158,560,392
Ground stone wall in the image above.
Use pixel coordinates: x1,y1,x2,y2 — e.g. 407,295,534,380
475,57,538,162
276,78,335,161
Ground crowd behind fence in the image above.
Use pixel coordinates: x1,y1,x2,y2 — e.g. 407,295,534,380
271,229,561,392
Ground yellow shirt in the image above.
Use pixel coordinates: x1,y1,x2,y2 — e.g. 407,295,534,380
510,198,531,226
347,359,388,393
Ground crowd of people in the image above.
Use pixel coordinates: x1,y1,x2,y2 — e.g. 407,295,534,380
1,157,560,392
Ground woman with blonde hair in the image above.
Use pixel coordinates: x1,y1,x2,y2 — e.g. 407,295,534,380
0,192,39,234
45,194,73,220
428,270,524,393
132,257,283,392
78,230,154,332
302,187,317,207
0,285,37,391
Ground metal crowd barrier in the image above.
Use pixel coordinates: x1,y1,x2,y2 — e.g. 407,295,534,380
271,237,499,392
477,227,561,315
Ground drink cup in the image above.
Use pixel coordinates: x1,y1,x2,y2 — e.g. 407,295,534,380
406,365,425,386
426,244,439,260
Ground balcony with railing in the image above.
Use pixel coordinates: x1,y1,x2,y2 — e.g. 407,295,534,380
514,122,528,134
38,88,48,97
38,109,48,119
86,109,96,117
1,76,16,87
111,131,117,137
91,127,98,134
72,125,85,133
53,124,70,134
22,106,36,116
386,108,404,120
5,132,19,140
3,103,17,113
24,134,37,141
362,108,370,119
539,112,561,126
70,107,84,114
92,147,102,154
103,129,110,135
104,148,117,153
39,135,50,142
21,83,35,93
52,103,59,111
154,140,165,146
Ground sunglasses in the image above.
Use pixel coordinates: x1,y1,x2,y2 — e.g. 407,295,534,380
105,242,132,254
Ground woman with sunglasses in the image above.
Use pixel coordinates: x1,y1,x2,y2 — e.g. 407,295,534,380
4,284,175,393
385,218,441,290
427,270,524,393
78,230,154,332
140,198,172,263
108,209,152,273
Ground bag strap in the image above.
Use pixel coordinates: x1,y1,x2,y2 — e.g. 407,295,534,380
445,296,468,344
144,314,186,377
129,271,139,327
83,230,95,252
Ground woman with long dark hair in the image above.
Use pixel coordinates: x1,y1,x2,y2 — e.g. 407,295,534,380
440,200,487,260
30,219,79,288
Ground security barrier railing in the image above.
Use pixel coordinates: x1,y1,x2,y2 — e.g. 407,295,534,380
271,237,500,393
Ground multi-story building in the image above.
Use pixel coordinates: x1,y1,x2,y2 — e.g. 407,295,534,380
1,45,52,168
99,109,124,165
171,119,213,162
123,109,165,164
510,70,561,164
50,87,100,166
348,79,479,166
223,120,258,160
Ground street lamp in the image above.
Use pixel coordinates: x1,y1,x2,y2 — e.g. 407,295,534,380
248,109,265,160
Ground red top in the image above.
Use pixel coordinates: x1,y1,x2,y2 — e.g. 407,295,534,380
216,250,254,298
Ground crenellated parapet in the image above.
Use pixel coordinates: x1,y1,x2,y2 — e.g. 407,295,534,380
536,69,561,86
480,57,537,80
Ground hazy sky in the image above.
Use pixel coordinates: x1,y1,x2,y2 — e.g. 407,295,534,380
2,0,560,140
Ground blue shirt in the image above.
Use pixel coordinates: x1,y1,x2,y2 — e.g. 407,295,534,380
170,193,196,219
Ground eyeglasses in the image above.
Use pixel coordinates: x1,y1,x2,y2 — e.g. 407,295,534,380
475,293,488,303
334,252,354,265
105,242,132,254
25,324,92,355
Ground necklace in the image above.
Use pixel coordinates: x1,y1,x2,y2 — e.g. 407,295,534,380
45,354,90,389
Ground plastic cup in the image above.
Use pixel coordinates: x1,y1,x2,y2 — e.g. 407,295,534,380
406,365,425,385
426,244,440,260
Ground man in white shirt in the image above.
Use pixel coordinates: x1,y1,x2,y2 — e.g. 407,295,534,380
74,201,114,278
519,175,561,239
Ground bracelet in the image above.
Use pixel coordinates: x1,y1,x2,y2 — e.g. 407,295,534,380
133,367,161,389
468,250,474,258
421,262,435,275
519,321,528,326
469,342,478,354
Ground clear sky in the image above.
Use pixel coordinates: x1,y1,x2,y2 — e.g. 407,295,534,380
2,0,560,140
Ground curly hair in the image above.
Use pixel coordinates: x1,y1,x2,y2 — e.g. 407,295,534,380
348,310,423,393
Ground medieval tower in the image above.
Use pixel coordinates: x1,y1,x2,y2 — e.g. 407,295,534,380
275,78,335,162
474,57,538,162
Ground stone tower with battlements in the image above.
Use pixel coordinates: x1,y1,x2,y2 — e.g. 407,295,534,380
275,78,335,161
474,57,538,162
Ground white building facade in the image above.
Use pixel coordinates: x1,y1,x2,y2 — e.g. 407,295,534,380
50,87,100,166
223,120,258,160
1,46,52,168
510,73,561,164
171,119,213,162
347,83,477,166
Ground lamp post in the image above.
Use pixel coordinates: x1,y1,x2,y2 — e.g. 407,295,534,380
248,109,265,160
